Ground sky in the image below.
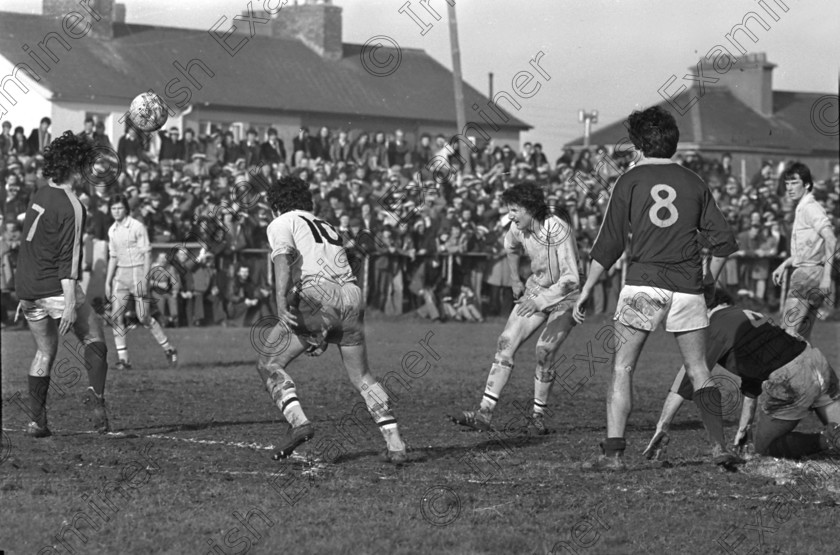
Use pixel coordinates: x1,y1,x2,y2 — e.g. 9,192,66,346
3,0,837,156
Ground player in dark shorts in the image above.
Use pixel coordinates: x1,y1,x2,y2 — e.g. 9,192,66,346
258,176,408,463
15,131,110,436
644,288,840,460
574,106,742,469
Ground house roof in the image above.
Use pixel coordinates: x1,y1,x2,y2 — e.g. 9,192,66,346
565,88,836,155
0,12,530,129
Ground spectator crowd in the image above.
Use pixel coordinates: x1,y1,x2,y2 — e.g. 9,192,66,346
2,116,838,329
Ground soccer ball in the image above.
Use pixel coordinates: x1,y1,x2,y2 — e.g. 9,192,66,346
128,92,168,132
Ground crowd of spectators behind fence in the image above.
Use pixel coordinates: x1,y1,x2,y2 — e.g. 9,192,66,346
1,116,838,329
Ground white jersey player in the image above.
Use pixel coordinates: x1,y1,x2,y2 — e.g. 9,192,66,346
451,183,581,435
258,176,408,463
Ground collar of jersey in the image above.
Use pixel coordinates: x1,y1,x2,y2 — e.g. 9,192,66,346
635,157,675,167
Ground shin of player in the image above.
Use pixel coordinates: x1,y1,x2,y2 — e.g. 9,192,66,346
452,183,580,435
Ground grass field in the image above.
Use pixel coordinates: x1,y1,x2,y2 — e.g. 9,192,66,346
2,314,839,555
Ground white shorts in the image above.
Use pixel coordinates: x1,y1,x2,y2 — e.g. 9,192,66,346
614,285,708,332
20,284,86,322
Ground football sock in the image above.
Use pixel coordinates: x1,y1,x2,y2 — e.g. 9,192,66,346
28,375,50,427
361,381,404,452
113,330,129,363
83,341,108,396
694,387,727,448
765,433,823,459
603,437,626,457
533,370,554,416
145,318,172,352
479,356,513,412
266,370,308,427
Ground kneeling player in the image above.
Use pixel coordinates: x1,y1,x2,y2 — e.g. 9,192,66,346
258,176,408,462
644,288,840,460
450,183,580,435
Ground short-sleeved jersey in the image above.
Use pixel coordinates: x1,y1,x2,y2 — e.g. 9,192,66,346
16,184,86,300
267,209,354,285
590,159,737,293
676,305,807,399
791,192,833,267
108,216,151,268
504,214,581,310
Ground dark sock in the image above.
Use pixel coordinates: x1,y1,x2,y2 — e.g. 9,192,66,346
28,376,50,427
694,387,727,447
603,437,626,456
84,341,108,396
766,433,823,459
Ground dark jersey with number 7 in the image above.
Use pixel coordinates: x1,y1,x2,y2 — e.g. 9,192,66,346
589,159,737,293
16,184,86,301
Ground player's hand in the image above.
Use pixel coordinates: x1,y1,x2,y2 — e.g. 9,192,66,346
771,264,786,286
511,280,525,300
643,429,670,461
572,293,589,324
818,276,832,301
733,428,750,456
58,302,76,335
104,283,112,300
514,297,539,318
277,306,300,329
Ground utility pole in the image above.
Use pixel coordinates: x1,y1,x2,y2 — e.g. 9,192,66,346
579,109,598,147
488,72,494,98
448,2,468,166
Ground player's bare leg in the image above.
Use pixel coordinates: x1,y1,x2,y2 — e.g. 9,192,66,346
339,342,407,462
135,284,178,368
451,308,546,431
73,301,110,432
24,317,59,437
673,328,741,465
256,322,312,459
529,309,575,436
780,295,820,342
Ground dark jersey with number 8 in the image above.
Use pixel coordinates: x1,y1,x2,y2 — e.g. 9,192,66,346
590,160,737,293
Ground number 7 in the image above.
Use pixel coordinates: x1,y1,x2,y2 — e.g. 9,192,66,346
26,203,45,242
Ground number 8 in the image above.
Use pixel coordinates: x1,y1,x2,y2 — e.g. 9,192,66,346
649,184,678,228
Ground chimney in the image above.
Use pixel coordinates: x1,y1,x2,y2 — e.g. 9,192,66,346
272,0,343,61
42,0,116,39
114,3,126,24
699,52,775,116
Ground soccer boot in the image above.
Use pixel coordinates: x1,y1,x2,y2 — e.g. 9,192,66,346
582,442,627,471
165,348,179,368
642,430,670,461
83,387,111,433
382,447,409,465
272,422,315,460
526,413,550,437
819,423,840,453
711,444,745,467
449,408,492,431
115,360,132,371
26,421,52,438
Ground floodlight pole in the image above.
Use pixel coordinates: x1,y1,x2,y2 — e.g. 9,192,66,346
448,2,468,167
579,109,599,147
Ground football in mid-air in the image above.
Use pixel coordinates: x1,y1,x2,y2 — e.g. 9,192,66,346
128,92,168,132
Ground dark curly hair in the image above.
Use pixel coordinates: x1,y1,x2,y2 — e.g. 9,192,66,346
42,130,94,184
108,193,130,212
625,106,679,158
783,162,813,191
267,175,313,214
500,182,574,227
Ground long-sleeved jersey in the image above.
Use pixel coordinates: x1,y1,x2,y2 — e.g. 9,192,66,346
590,159,737,293
504,214,581,311
16,184,86,300
676,305,807,400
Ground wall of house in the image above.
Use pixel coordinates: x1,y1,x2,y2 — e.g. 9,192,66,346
0,54,53,132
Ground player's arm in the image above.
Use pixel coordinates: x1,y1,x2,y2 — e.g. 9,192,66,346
55,204,83,335
699,188,738,284
643,367,690,460
503,227,525,299
272,253,299,328
139,224,152,297
734,396,757,452
818,226,836,294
